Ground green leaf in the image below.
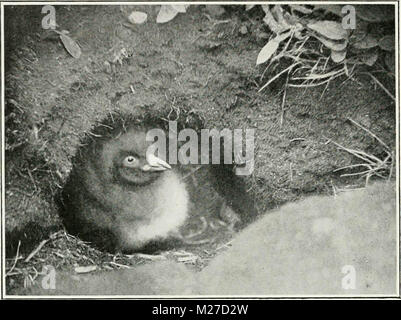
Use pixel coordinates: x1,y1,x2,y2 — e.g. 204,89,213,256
59,33,81,58
271,5,292,30
284,12,299,26
171,5,189,13
313,5,343,17
379,35,395,51
289,4,312,14
307,21,348,40
352,34,378,49
349,28,367,43
355,5,394,22
385,52,395,73
156,5,179,24
314,34,348,51
262,5,291,34
256,31,291,65
361,50,378,66
331,50,346,63
257,40,280,65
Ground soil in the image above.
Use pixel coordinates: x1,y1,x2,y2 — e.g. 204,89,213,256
4,4,396,293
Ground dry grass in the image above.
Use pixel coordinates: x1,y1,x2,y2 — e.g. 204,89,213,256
259,36,394,102
326,118,394,187
5,230,141,290
6,220,236,293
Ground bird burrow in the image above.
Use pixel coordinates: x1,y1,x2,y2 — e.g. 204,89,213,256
58,114,257,253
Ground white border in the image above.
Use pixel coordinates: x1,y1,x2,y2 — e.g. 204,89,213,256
1,1,400,300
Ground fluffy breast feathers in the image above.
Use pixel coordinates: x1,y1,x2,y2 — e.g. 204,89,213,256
117,171,189,250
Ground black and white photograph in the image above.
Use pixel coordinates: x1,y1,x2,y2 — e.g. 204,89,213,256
1,1,399,301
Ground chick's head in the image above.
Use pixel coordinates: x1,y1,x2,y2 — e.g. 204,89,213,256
93,127,171,187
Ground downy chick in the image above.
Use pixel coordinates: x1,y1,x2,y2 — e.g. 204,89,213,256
60,126,189,253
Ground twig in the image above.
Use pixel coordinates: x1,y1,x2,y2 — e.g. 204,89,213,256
347,118,391,152
365,72,395,101
340,166,384,177
24,239,49,263
259,62,301,92
108,261,131,269
131,253,167,261
333,163,372,172
328,139,376,164
216,240,233,251
177,255,199,263
86,131,103,138
289,69,345,88
292,68,343,80
320,77,331,100
327,132,392,184
6,241,21,276
182,166,202,180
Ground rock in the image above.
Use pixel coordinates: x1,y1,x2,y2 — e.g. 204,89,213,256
239,25,248,35
200,182,397,295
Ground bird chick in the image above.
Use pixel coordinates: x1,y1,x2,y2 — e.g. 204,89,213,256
60,125,189,253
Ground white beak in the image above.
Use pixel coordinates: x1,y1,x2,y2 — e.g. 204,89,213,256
142,153,171,171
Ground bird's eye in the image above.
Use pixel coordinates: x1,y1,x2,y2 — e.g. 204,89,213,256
123,155,138,167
